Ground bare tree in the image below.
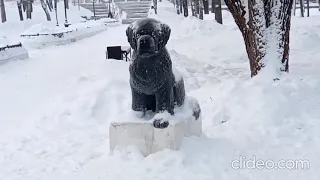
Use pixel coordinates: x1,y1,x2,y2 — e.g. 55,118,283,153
199,0,203,19
224,0,294,77
175,0,180,14
214,0,222,24
195,0,199,17
40,0,51,21
17,0,24,21
299,0,304,17
293,0,296,16
54,0,58,26
182,0,188,16
26,0,32,19
203,0,209,14
153,0,157,14
47,0,53,11
306,0,309,17
191,0,196,16
211,0,215,12
0,0,6,23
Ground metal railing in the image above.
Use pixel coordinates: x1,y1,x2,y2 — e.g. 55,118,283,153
20,26,94,38
0,43,23,52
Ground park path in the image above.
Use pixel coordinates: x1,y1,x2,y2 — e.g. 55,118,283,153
0,24,128,132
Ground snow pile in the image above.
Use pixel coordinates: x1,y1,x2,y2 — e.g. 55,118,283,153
0,1,93,44
21,19,108,48
0,43,29,64
1,0,320,180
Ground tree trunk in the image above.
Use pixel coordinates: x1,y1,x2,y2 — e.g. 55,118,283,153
26,0,32,19
224,0,294,77
179,0,183,14
17,0,24,21
41,0,51,21
306,0,309,17
293,0,296,16
195,0,199,17
23,0,26,12
54,0,59,25
190,0,195,16
299,0,304,17
182,0,188,17
175,0,180,14
214,0,222,24
0,0,6,23
65,0,69,9
199,0,203,19
203,0,209,14
211,0,215,13
30,0,33,12
47,0,53,11
153,0,157,14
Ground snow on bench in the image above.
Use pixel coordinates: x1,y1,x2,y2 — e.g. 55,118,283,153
20,19,111,48
109,96,202,156
0,43,29,64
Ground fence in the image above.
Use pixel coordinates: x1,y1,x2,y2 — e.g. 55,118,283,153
0,43,23,52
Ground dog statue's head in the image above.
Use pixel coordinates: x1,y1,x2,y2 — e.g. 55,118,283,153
126,18,171,57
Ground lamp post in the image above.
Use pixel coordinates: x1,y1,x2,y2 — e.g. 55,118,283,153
64,0,70,27
54,0,59,26
107,0,112,18
92,0,96,20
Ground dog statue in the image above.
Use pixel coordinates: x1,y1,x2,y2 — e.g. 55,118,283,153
126,18,200,128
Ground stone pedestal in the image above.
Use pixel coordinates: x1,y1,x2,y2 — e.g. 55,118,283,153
109,115,202,156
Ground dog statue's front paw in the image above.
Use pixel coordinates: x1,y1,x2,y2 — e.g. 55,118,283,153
132,110,145,118
153,118,169,129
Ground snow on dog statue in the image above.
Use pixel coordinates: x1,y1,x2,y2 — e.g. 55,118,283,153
109,18,202,156
127,18,201,127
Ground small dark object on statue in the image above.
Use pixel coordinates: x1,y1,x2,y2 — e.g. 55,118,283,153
151,6,154,9
126,18,200,129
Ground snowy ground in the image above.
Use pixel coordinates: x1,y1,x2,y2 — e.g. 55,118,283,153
0,1,93,45
21,19,109,48
1,1,320,180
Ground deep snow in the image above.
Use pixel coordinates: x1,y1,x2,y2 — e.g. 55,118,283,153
1,1,320,180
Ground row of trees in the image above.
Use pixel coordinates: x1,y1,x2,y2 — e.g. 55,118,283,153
0,0,69,23
293,0,320,17
165,0,295,78
167,0,222,23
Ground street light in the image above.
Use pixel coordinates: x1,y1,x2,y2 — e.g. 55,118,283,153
107,0,113,18
54,0,59,26
92,0,96,20
64,0,70,27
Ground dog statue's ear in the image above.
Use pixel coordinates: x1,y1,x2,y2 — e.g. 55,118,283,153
159,23,171,49
126,24,136,49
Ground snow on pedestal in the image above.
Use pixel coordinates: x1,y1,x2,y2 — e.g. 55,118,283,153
109,96,202,156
